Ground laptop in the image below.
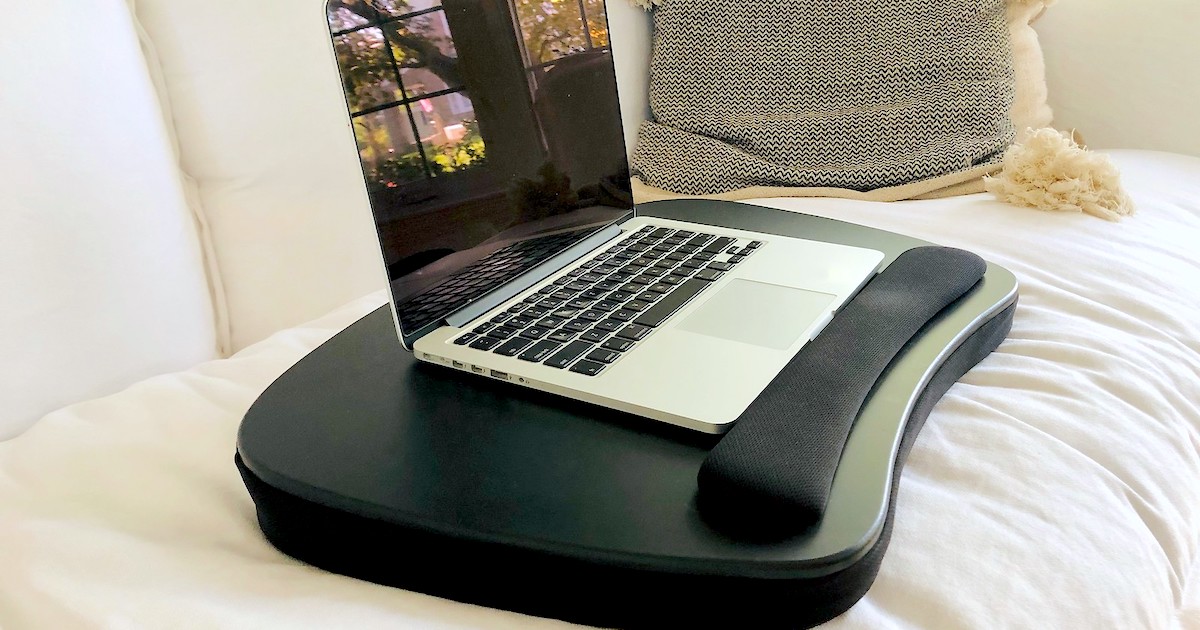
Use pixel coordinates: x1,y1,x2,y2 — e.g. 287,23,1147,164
326,0,883,433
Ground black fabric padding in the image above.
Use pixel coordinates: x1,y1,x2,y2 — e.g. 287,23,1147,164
698,246,988,533
235,302,1015,628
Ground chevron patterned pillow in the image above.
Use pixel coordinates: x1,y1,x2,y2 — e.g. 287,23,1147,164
631,0,1017,197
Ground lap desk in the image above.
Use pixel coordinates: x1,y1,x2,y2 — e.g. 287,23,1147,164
236,200,1018,628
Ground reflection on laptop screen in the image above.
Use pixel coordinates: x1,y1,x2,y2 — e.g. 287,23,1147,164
327,0,633,340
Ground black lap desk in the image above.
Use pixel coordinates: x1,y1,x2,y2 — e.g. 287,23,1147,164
236,200,1018,628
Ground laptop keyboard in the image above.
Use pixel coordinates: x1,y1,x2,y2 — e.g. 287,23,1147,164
397,228,594,332
452,224,762,376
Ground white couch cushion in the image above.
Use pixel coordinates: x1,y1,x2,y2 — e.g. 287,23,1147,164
1039,0,1200,157
130,0,387,351
0,0,218,440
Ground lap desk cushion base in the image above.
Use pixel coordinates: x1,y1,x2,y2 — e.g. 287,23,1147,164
235,203,1019,628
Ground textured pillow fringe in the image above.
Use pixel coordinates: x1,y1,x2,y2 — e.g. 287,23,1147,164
984,128,1135,221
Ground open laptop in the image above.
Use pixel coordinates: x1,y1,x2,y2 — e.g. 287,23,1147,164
326,0,883,433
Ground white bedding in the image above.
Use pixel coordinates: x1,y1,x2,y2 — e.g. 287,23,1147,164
1,151,1198,629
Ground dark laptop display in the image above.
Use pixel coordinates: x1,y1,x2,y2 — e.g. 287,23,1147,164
326,0,633,344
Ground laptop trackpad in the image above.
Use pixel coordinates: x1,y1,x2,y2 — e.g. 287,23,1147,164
677,280,836,350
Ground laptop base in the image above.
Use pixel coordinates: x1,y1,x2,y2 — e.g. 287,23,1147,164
236,202,1018,628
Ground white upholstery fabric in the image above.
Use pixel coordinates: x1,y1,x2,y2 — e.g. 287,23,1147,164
1038,0,1200,157
0,151,1196,628
129,0,387,351
0,0,217,441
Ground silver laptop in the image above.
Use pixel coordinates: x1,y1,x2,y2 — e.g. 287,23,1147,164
326,0,883,433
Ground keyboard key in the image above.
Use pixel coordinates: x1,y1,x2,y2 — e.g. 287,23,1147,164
634,279,708,327
727,247,740,255
520,326,552,340
524,294,544,303
473,322,496,334
595,264,620,274
593,299,620,311
676,244,700,254
674,230,695,238
537,285,557,294
487,326,519,339
618,283,644,294
551,290,576,300
602,337,634,352
537,316,565,328
666,251,690,261
454,333,477,345
507,315,534,328
635,292,661,303
469,336,501,351
551,308,580,319
567,268,585,277
518,340,561,362
580,273,605,283
685,234,714,247
594,319,623,332
661,274,688,285
707,261,734,271
653,259,676,269
507,303,530,313
643,268,668,277
581,288,608,300
563,319,593,333
748,240,763,249
609,309,637,322
607,272,633,282
524,306,550,317
545,341,594,369
552,277,571,285
616,324,652,341
729,255,746,264
650,227,673,238
580,329,609,343
624,300,651,311
566,298,594,309
595,280,620,291
547,330,577,343
569,360,606,376
494,337,533,357
578,309,605,321
647,283,673,293
693,251,716,261
585,348,621,364
702,237,736,253
695,269,724,282
681,259,707,269
539,298,564,308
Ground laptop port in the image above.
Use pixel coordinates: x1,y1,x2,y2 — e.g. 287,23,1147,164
471,365,485,374
489,370,509,380
452,360,465,369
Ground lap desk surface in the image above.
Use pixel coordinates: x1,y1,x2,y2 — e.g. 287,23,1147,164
236,200,1018,627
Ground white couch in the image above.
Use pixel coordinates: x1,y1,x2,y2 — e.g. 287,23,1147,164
2,1,1199,627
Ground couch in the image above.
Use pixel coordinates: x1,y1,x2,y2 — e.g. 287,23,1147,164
2,0,1199,627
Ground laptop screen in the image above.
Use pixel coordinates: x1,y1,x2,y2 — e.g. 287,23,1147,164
327,0,634,342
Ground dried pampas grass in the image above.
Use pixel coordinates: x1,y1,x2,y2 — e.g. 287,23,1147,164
985,128,1135,221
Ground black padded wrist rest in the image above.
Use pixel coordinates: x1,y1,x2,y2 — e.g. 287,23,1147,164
699,246,987,532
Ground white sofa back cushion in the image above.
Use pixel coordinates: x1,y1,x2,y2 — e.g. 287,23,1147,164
0,0,218,440
130,0,387,351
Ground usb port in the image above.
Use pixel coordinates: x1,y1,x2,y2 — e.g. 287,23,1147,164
489,370,509,380
471,365,485,374
452,360,465,369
